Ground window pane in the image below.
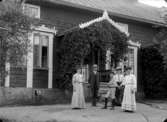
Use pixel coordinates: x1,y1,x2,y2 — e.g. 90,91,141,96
41,35,48,67
24,4,40,18
34,35,40,45
128,48,134,74
41,46,48,67
41,35,48,47
31,7,38,17
34,45,40,67
33,34,40,67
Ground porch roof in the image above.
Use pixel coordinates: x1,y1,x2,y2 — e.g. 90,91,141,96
57,11,129,36
57,11,140,47
79,11,129,36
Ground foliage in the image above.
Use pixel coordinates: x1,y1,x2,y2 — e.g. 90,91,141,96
154,28,167,68
141,46,167,98
57,20,128,89
0,1,35,86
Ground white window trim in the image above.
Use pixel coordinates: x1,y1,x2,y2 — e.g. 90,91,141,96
5,62,10,87
33,32,49,69
128,46,138,89
26,25,56,88
23,3,40,19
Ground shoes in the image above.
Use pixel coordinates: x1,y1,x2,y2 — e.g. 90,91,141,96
101,98,108,109
101,106,107,109
110,107,115,110
92,103,97,106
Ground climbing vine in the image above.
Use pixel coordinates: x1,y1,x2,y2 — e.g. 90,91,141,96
57,20,128,89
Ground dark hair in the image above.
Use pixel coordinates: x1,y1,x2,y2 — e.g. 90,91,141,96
75,65,81,70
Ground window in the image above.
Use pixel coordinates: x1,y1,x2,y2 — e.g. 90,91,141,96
33,34,49,68
81,65,89,83
127,48,135,74
23,4,40,18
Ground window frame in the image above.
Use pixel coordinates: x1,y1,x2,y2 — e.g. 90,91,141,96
23,3,40,19
33,32,49,69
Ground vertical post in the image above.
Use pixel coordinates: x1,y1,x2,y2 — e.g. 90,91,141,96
26,33,33,88
134,47,138,88
98,49,100,71
128,46,138,91
5,62,10,87
48,34,53,89
105,48,111,70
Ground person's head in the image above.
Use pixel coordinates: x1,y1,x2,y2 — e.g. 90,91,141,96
116,67,122,74
110,71,114,78
93,64,98,72
76,65,82,74
125,66,132,75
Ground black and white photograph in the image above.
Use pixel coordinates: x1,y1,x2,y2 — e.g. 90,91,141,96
0,0,167,121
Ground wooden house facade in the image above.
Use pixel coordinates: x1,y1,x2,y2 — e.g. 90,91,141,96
3,0,167,98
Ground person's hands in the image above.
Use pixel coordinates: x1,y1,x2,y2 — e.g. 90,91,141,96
73,86,76,92
131,88,136,94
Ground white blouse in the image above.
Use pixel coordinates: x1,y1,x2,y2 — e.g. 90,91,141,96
123,74,137,89
72,73,84,85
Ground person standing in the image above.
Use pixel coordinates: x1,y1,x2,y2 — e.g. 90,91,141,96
114,67,124,106
102,71,117,110
122,66,137,112
88,64,100,106
71,66,86,109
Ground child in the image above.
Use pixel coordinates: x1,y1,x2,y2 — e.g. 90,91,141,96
102,71,117,110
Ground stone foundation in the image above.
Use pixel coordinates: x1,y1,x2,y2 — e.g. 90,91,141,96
0,87,72,106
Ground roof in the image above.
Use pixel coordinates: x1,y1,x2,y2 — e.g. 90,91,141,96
57,11,141,47
79,11,129,36
40,0,167,26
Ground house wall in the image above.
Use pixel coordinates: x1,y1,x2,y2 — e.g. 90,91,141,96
10,67,27,87
40,4,100,32
39,4,156,47
1,2,159,106
42,5,156,90
9,3,156,91
129,23,156,47
33,69,48,88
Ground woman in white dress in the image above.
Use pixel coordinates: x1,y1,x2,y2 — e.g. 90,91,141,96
71,66,86,109
122,66,137,112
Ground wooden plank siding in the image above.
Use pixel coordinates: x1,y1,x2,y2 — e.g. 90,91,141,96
9,3,157,89
10,67,27,87
33,69,48,88
39,4,156,90
39,4,156,47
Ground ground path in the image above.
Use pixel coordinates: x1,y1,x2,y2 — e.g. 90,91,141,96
0,103,166,122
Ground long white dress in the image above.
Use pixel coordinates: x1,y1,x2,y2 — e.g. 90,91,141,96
71,73,86,109
122,74,137,111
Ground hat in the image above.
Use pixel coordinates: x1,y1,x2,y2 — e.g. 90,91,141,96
125,66,132,70
93,64,98,68
116,67,122,70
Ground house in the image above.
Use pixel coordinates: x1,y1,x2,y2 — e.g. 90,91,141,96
1,0,167,103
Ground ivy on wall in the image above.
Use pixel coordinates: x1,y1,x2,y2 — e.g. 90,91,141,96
57,20,128,89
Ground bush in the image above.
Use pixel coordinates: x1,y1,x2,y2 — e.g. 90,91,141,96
141,46,167,98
